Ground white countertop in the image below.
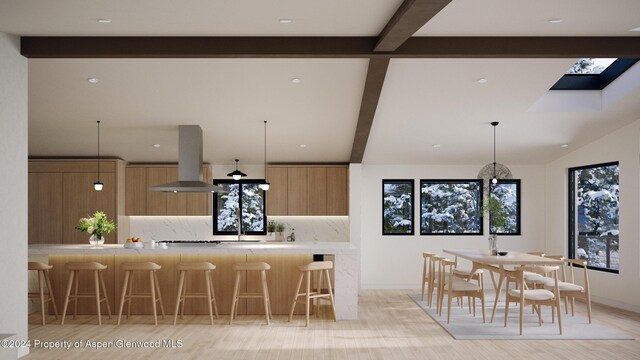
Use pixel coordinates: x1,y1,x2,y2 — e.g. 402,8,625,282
28,242,358,255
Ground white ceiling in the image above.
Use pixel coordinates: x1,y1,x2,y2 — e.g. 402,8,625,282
6,0,640,166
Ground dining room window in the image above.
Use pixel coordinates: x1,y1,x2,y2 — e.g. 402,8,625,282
212,179,266,235
489,179,521,235
420,179,483,235
568,162,619,273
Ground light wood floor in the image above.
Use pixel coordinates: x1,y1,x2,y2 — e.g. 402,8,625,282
26,290,640,359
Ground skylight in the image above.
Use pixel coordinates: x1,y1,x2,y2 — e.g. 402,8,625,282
565,58,617,75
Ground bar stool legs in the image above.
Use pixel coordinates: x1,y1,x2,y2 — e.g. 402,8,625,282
61,262,112,325
117,262,165,325
28,262,59,325
229,262,272,325
289,261,337,326
173,262,219,325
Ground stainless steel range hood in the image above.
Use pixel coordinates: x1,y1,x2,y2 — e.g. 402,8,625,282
149,125,226,193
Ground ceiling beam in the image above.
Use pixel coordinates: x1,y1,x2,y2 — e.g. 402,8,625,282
374,0,452,52
21,36,640,58
350,58,390,164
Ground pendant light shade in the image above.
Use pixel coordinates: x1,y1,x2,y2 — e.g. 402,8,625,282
477,121,512,189
259,121,270,191
227,159,247,180
93,120,104,191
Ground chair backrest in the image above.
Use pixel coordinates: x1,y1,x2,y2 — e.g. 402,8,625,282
439,259,456,287
422,252,436,280
545,255,566,281
564,258,589,292
515,265,560,294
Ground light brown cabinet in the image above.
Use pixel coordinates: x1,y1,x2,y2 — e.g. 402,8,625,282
266,165,348,216
28,159,125,244
125,165,211,216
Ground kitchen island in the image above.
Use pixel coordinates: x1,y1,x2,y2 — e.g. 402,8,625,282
29,242,358,320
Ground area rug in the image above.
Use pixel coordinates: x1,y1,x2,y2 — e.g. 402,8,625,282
409,293,633,340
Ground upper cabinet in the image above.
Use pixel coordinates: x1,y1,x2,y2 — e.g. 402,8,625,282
124,165,211,216
28,159,125,244
266,165,348,216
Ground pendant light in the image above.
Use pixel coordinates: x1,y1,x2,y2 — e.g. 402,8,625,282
93,121,104,191
227,159,247,181
259,121,270,191
477,121,512,188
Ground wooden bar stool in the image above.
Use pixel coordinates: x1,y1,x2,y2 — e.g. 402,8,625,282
174,262,219,325
288,261,337,326
28,261,59,325
61,262,112,325
229,262,272,325
117,262,165,325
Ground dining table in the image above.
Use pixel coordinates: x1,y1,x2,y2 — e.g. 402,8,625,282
443,249,563,322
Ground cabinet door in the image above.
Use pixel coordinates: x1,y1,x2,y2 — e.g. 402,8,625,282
307,167,327,215
29,173,63,244
186,166,211,215
125,167,146,215
287,168,308,215
63,172,117,244
326,167,348,215
166,167,187,215
146,168,167,215
266,167,288,216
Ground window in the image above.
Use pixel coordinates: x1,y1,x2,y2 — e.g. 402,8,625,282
551,58,639,90
382,180,414,235
213,180,266,235
420,180,482,235
489,180,521,235
568,162,619,273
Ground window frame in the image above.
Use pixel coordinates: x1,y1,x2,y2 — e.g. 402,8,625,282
212,179,267,236
551,58,639,90
489,179,522,236
419,179,483,236
382,179,415,236
568,161,619,274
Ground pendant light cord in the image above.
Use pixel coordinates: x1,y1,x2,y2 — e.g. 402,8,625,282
97,121,100,182
264,121,268,182
492,123,496,178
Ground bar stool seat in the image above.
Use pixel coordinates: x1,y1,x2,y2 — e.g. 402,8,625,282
61,262,112,325
229,262,272,325
288,261,337,326
117,262,165,325
174,262,219,325
28,261,59,325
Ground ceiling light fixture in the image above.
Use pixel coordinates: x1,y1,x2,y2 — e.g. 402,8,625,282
432,144,441,148
94,121,104,191
152,144,161,148
97,19,112,24
299,144,307,148
561,144,569,148
87,78,99,84
227,159,247,181
259,121,270,191
291,78,301,84
279,19,293,24
477,122,512,188
548,19,563,23
477,78,488,83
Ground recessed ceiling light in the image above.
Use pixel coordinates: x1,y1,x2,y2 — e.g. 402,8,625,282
87,78,99,84
152,144,161,148
477,78,488,83
432,144,441,148
97,19,112,24
299,144,307,148
630,26,640,32
561,144,569,148
291,78,301,84
279,19,293,24
548,19,563,23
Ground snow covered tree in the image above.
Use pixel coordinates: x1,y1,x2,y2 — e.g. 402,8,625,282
215,182,265,233
421,182,481,234
489,182,519,234
383,182,413,234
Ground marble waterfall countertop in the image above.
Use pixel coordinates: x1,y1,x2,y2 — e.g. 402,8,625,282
28,242,358,255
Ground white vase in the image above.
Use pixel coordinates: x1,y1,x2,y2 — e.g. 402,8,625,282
89,234,105,247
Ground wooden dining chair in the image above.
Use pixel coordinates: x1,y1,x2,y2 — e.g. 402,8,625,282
421,252,436,303
523,252,549,289
428,256,445,309
543,258,592,323
452,255,483,311
504,265,562,335
438,259,486,324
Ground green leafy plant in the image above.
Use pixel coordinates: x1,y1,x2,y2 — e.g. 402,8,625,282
75,211,116,238
267,220,276,233
485,195,508,234
275,222,286,233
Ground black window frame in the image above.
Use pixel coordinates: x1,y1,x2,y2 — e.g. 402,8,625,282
419,179,483,236
382,179,415,236
568,161,619,274
212,179,267,236
489,179,522,236
551,58,639,90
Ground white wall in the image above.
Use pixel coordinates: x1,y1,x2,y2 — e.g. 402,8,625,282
360,164,546,289
545,119,640,312
0,32,28,358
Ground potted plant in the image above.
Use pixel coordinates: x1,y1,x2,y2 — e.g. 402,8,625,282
76,211,117,247
484,195,508,255
275,222,286,242
266,220,277,240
